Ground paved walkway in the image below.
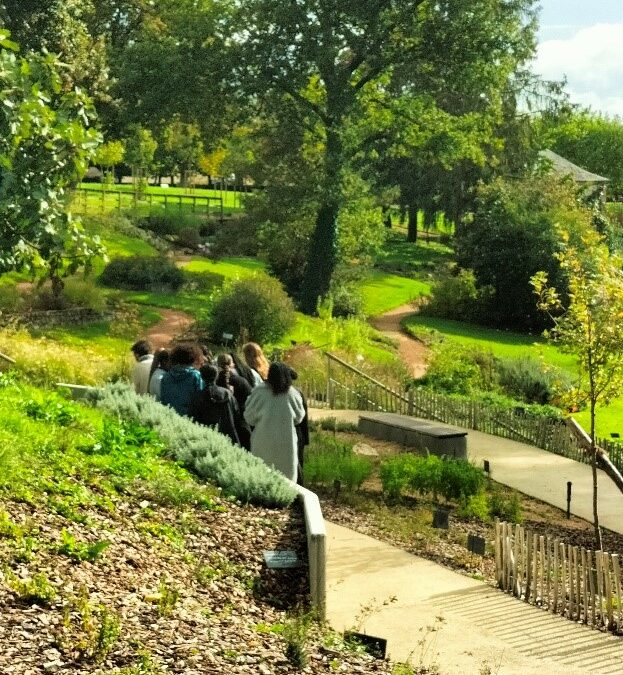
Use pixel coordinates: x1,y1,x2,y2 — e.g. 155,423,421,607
311,408,623,672
309,408,623,536
327,522,623,674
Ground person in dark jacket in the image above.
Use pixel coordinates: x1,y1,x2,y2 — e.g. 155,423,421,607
217,353,252,450
289,367,309,485
190,364,240,445
160,343,204,417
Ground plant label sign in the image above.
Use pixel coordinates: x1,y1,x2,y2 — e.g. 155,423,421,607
263,550,300,569
344,632,387,659
467,534,486,556
432,508,449,529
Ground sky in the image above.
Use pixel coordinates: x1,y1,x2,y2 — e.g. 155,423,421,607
533,0,623,117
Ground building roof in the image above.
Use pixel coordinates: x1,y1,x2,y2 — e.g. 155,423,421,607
539,149,609,184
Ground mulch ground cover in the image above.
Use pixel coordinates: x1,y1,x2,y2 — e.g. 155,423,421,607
0,489,390,674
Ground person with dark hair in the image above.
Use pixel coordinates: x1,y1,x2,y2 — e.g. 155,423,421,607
189,365,240,445
148,348,171,400
244,362,305,481
217,353,253,450
289,367,309,485
159,343,203,416
130,339,154,394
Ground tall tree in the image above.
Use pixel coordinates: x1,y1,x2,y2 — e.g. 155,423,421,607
0,0,109,103
543,110,623,196
111,0,236,144
532,223,623,550
235,0,539,312
0,31,102,294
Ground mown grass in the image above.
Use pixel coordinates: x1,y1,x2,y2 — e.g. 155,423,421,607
403,315,577,372
358,271,430,316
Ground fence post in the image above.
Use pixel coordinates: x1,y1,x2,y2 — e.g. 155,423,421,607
407,388,414,416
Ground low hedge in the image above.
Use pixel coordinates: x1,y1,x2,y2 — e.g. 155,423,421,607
91,383,297,507
100,256,185,291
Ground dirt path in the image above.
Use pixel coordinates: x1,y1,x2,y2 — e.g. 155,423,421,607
144,308,194,349
371,304,428,378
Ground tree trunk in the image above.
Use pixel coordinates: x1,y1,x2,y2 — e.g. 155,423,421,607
300,126,342,314
299,200,340,313
590,398,603,550
407,204,418,242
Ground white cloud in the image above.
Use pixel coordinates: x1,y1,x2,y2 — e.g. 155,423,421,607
534,23,623,117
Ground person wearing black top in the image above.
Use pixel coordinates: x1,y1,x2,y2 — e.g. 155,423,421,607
288,367,309,485
216,353,252,450
189,364,240,446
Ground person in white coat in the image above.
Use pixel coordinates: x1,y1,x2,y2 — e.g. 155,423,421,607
244,362,305,481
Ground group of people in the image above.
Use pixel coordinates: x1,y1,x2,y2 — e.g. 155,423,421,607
130,339,309,483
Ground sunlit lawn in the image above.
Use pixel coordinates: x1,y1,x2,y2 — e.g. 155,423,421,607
358,272,431,316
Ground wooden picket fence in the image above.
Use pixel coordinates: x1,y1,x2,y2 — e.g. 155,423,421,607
299,352,623,476
495,521,623,632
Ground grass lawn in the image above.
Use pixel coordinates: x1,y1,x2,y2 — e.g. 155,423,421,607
123,257,269,319
376,232,454,275
403,315,577,372
358,272,431,316
75,183,244,214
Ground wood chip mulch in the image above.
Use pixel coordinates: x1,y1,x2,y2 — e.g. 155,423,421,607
0,488,391,674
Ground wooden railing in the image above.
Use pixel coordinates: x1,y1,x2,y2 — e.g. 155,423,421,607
495,520,623,632
300,352,623,476
72,187,225,220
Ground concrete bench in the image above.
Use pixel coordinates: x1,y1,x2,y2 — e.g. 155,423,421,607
358,412,467,459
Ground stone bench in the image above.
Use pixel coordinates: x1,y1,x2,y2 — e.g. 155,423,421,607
358,412,467,459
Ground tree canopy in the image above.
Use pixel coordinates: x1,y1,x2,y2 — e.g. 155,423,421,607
0,30,102,293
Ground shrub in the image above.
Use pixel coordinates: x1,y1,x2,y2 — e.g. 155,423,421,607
416,341,492,395
211,216,259,257
489,487,523,523
422,268,492,323
92,383,297,507
455,175,589,331
200,275,295,345
327,280,365,318
458,491,491,521
137,212,200,237
100,256,185,291
496,356,571,405
176,226,202,250
304,435,373,490
61,278,108,312
380,453,484,503
379,454,421,500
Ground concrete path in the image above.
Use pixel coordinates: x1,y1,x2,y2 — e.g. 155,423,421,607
327,522,623,674
309,408,623,536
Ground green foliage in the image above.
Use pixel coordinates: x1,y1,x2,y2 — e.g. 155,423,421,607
100,256,185,291
380,454,484,503
6,570,57,606
156,576,180,617
488,488,523,523
59,588,121,663
458,491,491,522
0,30,103,290
304,435,373,491
456,176,591,331
282,610,313,670
200,275,295,345
496,356,571,405
58,529,110,562
92,383,298,507
23,397,79,427
423,268,493,323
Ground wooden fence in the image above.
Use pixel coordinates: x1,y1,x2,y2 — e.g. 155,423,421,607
495,521,623,632
73,187,224,220
300,352,623,475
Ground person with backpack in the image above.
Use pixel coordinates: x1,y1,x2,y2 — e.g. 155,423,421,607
189,364,240,445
